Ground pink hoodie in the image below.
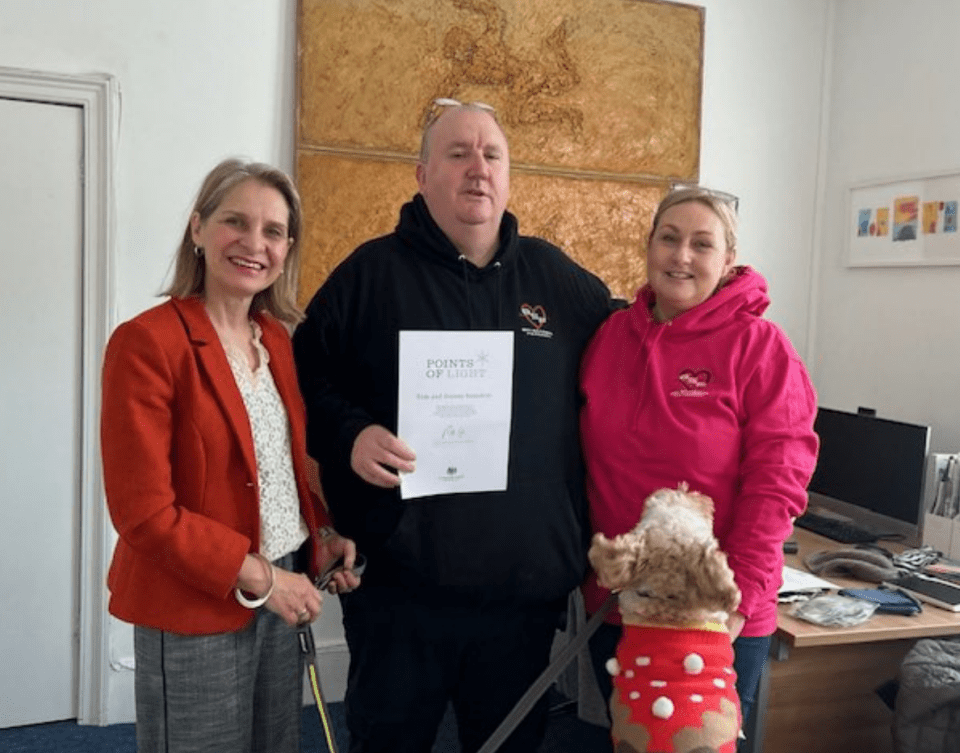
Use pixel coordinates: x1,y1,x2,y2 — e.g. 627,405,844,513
580,266,819,637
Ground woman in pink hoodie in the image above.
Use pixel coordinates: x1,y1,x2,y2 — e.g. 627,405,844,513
580,186,819,732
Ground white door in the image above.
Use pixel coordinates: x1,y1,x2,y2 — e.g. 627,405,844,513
0,96,83,727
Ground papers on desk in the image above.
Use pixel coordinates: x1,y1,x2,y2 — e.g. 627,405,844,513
779,566,838,603
924,453,960,559
928,453,960,517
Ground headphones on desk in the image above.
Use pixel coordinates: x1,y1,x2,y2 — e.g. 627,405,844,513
805,547,899,583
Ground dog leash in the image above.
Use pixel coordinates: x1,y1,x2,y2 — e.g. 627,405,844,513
474,592,617,753
298,624,340,752
298,554,367,753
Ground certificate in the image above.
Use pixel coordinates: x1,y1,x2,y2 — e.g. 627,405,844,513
397,330,514,500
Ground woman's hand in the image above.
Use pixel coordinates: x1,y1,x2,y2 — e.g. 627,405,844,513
266,567,323,627
726,610,746,641
235,553,323,627
317,529,362,595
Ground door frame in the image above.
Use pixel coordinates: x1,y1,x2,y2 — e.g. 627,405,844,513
0,66,118,725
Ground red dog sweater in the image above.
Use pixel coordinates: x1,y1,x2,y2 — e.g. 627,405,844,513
610,623,740,752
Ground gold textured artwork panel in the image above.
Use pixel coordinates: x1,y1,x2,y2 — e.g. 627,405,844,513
299,0,703,178
295,153,419,309
296,152,665,307
509,171,662,300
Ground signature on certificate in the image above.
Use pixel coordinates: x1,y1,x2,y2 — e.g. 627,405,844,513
440,424,468,443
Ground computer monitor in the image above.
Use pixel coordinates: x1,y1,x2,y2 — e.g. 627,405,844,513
807,407,931,545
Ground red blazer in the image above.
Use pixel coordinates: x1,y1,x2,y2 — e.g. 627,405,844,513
101,296,330,635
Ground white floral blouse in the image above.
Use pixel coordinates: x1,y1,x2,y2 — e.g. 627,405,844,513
225,321,309,563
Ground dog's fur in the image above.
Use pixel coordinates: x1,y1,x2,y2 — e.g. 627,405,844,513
588,484,742,753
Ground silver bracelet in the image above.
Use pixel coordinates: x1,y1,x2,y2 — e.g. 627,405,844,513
318,525,337,541
234,553,275,609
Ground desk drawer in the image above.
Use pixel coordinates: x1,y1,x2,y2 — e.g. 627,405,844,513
763,639,912,753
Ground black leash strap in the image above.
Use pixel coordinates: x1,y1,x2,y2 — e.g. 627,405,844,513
298,553,368,753
298,625,339,753
475,593,617,753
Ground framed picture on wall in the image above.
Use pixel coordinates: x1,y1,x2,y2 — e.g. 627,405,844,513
847,170,960,267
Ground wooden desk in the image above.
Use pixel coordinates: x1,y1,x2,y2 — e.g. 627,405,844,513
755,528,960,753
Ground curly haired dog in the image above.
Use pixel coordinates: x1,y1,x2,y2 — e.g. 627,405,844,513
588,484,742,753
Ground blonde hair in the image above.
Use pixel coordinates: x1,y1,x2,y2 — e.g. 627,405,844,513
162,158,304,324
649,186,739,255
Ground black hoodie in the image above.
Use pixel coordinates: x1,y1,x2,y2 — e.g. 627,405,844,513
293,195,611,606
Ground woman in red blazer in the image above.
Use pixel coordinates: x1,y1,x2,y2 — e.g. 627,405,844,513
101,159,359,753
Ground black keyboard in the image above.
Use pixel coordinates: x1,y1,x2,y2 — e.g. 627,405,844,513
794,512,879,544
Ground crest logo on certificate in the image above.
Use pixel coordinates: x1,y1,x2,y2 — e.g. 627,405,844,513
397,330,514,500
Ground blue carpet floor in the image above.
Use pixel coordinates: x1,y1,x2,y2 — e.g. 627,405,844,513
0,699,611,752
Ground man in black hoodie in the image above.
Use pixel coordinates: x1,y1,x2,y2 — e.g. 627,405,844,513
293,99,612,753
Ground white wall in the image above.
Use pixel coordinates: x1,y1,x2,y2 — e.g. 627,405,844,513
0,0,831,724
815,0,960,452
0,0,297,322
692,0,830,355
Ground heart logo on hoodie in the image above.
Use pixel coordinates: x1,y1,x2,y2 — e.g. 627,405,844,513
520,303,547,329
678,369,711,390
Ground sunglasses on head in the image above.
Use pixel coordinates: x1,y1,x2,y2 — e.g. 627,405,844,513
424,97,498,127
669,183,739,213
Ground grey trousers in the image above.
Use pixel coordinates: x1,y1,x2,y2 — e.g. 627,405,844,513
133,597,303,752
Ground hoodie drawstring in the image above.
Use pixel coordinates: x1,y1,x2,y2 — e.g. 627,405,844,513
458,257,504,330
457,255,473,329
493,261,503,329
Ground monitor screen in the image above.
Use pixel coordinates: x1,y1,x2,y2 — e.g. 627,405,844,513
808,407,931,538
